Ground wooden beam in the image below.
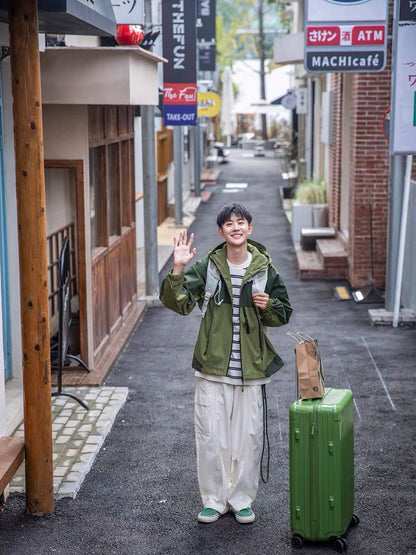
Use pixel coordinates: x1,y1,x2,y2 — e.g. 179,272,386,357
8,0,54,515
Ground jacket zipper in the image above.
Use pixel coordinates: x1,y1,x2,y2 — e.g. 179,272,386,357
256,309,264,361
243,306,250,334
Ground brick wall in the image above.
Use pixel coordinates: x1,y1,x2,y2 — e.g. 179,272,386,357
328,74,343,230
348,67,391,289
327,1,394,290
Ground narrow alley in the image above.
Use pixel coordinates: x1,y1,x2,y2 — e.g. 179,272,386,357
1,150,415,554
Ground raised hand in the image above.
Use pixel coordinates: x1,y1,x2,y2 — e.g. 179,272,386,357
172,230,196,275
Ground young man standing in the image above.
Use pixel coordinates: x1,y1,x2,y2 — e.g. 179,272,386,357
160,203,292,524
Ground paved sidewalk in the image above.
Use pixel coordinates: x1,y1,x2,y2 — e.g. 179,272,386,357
10,387,128,499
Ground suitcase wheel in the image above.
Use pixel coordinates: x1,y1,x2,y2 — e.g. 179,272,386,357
350,513,360,528
332,537,348,553
291,534,305,549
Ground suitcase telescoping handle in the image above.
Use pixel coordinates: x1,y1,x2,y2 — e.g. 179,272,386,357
287,332,324,400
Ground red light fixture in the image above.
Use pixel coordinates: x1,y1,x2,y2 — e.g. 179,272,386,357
115,25,144,46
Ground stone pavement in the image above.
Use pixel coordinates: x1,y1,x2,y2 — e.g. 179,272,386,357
10,387,128,499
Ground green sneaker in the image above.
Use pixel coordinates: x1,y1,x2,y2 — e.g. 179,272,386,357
197,508,221,523
235,507,255,524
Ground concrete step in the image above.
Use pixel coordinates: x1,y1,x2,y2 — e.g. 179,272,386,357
316,238,348,279
296,237,348,280
296,249,327,279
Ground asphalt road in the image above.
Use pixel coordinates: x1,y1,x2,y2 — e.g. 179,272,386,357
1,150,415,555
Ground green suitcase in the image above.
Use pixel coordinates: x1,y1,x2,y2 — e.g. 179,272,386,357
289,388,359,552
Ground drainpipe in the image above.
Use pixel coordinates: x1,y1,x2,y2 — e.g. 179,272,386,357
142,105,159,298
174,126,183,226
385,155,405,311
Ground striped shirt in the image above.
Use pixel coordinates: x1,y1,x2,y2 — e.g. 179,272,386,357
194,252,271,385
226,253,252,381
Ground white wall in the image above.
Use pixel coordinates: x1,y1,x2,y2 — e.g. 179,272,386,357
45,168,76,236
43,104,94,365
134,115,145,250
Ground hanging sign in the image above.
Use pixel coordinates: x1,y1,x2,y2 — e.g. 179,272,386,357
111,0,144,24
197,91,221,117
197,0,216,71
162,0,197,126
390,0,416,155
304,0,388,73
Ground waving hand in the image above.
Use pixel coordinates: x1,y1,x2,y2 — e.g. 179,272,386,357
172,230,196,275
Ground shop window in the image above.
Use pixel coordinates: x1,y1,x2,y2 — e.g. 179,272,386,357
121,139,134,227
90,146,107,250
89,106,135,253
107,142,120,238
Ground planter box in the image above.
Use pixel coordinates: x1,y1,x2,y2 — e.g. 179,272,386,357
291,203,328,244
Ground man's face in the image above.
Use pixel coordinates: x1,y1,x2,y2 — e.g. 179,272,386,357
218,212,252,247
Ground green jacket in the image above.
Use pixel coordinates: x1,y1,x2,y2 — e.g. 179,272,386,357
160,239,293,381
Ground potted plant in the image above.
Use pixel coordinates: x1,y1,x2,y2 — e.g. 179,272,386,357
291,179,328,244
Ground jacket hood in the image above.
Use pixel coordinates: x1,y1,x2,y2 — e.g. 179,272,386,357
208,239,271,278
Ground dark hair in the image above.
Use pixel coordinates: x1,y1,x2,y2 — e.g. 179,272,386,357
216,203,253,228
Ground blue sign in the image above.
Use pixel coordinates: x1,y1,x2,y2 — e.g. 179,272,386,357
164,105,198,126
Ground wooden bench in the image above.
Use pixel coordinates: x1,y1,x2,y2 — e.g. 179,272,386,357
301,227,336,251
0,436,25,496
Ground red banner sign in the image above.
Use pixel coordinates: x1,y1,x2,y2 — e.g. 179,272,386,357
307,25,385,47
163,83,198,105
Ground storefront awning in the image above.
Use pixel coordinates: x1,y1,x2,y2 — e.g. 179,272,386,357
41,47,166,106
0,0,116,36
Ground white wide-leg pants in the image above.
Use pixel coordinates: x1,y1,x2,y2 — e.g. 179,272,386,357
194,378,264,514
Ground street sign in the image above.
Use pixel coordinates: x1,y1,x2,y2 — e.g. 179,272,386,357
197,0,216,71
197,91,221,117
281,93,297,110
304,0,388,73
390,0,416,154
162,0,197,126
306,50,385,72
306,0,388,22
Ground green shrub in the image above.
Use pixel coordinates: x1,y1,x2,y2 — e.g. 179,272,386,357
293,179,327,204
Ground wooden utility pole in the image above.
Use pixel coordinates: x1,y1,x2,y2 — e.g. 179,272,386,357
8,0,54,515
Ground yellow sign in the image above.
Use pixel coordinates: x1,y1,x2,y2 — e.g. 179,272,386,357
197,92,221,118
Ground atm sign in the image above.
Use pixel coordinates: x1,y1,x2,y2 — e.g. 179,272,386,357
307,24,385,46
352,25,385,44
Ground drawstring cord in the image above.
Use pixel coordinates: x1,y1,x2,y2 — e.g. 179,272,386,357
260,384,270,483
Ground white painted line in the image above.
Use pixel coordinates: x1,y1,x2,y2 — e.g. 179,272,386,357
275,395,283,442
222,189,241,193
225,182,248,188
361,336,397,411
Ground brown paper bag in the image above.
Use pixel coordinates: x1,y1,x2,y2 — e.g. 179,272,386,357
289,333,324,400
